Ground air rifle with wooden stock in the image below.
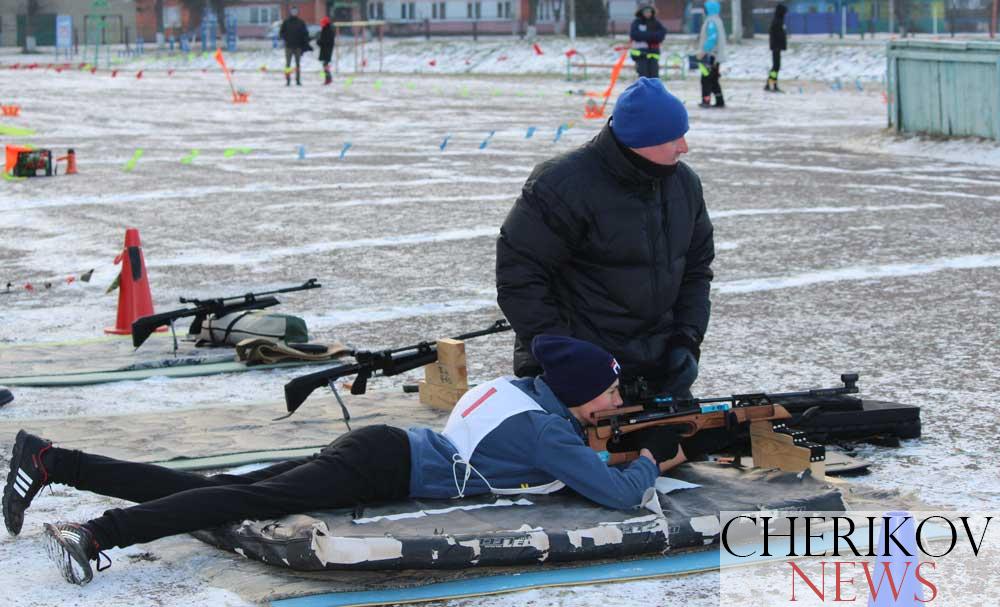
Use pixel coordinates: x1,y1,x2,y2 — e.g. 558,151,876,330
588,373,859,465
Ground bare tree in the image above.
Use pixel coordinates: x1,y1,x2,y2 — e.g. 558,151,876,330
155,0,164,33
741,0,755,39
22,0,40,52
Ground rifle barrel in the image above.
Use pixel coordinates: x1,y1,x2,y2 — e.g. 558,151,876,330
180,279,321,306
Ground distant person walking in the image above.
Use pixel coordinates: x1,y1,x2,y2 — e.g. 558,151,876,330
629,4,667,79
280,6,311,86
317,16,336,85
766,3,788,92
696,0,726,108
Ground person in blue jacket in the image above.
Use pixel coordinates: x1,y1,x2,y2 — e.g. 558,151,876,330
4,335,683,586
695,0,726,108
629,4,667,79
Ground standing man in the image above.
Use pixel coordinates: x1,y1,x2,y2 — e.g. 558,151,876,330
497,77,715,404
696,0,726,108
280,6,311,86
766,3,788,92
629,3,667,79
317,16,336,85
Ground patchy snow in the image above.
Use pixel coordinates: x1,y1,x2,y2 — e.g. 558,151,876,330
2,32,1000,607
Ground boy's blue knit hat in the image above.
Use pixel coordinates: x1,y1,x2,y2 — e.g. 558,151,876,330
531,335,621,407
611,77,689,148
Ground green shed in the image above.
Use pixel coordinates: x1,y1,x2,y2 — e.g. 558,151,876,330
886,40,1000,140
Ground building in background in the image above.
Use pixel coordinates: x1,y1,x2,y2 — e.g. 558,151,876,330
1,0,137,48
1,0,994,47
133,1,326,42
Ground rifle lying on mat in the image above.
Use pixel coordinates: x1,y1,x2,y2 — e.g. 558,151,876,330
281,319,512,420
589,373,859,465
131,278,321,349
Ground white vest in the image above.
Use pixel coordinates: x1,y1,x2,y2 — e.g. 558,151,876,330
442,377,565,498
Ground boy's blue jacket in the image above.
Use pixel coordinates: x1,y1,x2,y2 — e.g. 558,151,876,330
406,376,659,509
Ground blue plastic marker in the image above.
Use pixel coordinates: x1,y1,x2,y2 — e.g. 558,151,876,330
297,145,305,160
553,123,567,143
440,135,451,151
855,78,863,91
339,143,351,159
799,86,804,94
525,126,536,139
479,131,495,150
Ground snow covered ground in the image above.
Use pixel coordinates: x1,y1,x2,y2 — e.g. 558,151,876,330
1,35,999,606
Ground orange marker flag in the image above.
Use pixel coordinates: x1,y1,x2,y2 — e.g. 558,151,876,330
584,50,629,119
215,48,248,103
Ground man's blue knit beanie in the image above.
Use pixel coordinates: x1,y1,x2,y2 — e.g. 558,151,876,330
611,77,689,148
531,335,621,407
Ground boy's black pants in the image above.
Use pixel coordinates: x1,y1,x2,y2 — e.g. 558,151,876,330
700,62,723,99
47,425,411,549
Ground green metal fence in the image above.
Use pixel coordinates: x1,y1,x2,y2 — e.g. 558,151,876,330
887,40,1000,140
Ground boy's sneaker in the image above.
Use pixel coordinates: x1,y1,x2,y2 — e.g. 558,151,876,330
0,388,12,406
3,430,53,535
43,522,109,586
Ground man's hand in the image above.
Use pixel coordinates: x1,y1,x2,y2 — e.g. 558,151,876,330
663,347,698,398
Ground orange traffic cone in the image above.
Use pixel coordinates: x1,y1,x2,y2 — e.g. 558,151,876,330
105,228,163,335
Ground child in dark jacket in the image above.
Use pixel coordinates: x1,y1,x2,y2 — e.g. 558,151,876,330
317,16,335,85
766,3,788,92
629,4,667,79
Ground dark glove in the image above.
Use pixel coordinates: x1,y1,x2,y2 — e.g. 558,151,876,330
663,347,698,399
608,426,680,463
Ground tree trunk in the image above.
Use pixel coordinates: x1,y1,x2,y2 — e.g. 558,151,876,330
23,0,39,52
155,0,165,33
741,0,754,38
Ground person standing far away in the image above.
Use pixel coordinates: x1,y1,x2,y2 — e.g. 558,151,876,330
280,6,311,86
629,4,667,79
695,0,726,108
317,16,336,85
766,3,788,92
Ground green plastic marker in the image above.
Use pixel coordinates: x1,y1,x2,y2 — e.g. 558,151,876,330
180,149,200,165
374,80,383,92
123,149,144,171
0,125,36,137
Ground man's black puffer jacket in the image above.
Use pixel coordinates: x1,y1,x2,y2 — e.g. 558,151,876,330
496,124,715,378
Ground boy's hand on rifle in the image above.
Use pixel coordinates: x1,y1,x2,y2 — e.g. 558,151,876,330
608,426,680,463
